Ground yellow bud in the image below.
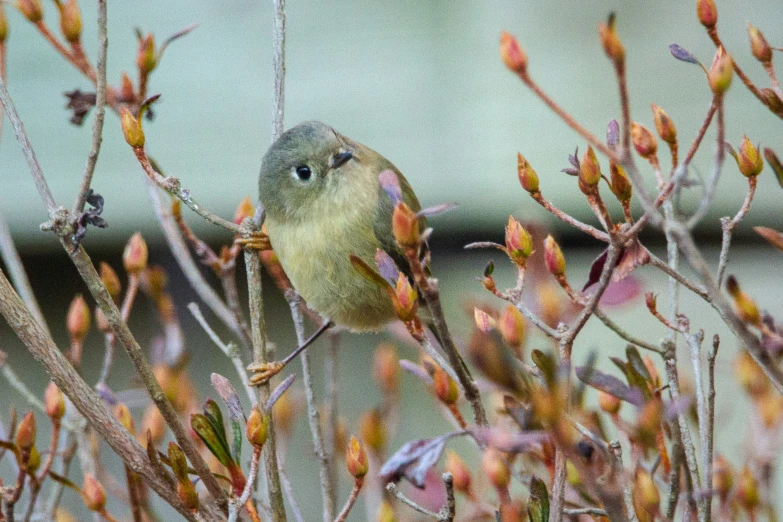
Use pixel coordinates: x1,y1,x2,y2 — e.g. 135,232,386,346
445,450,472,494
393,273,418,322
66,294,91,342
45,382,66,421
498,304,526,352
631,123,658,159
123,232,148,274
598,390,622,414
136,34,157,75
360,409,386,453
141,405,165,444
736,135,763,177
425,360,459,405
82,473,107,512
119,72,135,102
114,403,134,433
708,47,733,95
598,13,624,64
633,469,660,518
377,501,396,522
120,107,145,148
651,103,677,145
504,216,532,265
272,389,297,435
246,405,269,448
736,466,760,512
233,196,256,225
17,0,43,23
392,202,420,248
99,262,121,301
543,235,566,277
26,445,41,473
16,411,36,451
517,153,539,193
345,436,368,479
610,162,633,202
747,24,771,64
579,145,602,189
696,0,717,28
726,276,760,325
373,344,400,395
58,0,81,43
0,4,9,42
482,448,510,490
734,351,769,397
499,31,527,74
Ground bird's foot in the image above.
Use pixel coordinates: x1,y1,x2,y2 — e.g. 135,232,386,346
235,231,271,251
247,361,285,386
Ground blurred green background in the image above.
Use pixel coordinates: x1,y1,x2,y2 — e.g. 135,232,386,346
1,0,782,520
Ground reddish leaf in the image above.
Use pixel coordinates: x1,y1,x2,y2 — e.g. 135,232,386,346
754,226,783,251
575,366,645,406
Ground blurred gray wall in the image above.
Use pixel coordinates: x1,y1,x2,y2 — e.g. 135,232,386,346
1,0,781,250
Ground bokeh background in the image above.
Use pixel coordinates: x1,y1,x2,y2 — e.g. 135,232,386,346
1,0,782,520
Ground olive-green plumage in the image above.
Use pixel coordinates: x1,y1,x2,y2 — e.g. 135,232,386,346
259,121,423,331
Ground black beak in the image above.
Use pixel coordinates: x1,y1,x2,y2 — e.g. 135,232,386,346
330,150,353,169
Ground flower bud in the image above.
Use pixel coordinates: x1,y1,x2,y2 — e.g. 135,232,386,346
736,466,760,512
734,351,769,397
114,403,134,433
504,216,532,264
598,13,624,64
726,276,760,325
610,162,633,202
58,0,81,43
424,359,459,405
712,455,734,499
498,304,525,352
234,196,255,225
373,344,400,395
17,0,43,23
761,89,783,115
16,412,37,451
82,474,106,512
517,153,539,193
645,292,657,313
598,390,622,414
651,103,676,145
120,107,145,148
123,232,148,274
482,448,510,490
633,469,660,518
631,123,658,159
747,24,771,64
141,405,165,444
377,501,395,522
0,4,9,42
45,382,66,421
345,436,368,479
99,262,121,301
94,307,110,333
708,47,733,95
393,273,418,322
696,0,717,28
119,72,135,102
543,236,566,277
392,202,420,248
66,294,91,342
168,442,198,510
136,34,157,75
445,450,472,494
246,405,269,449
736,135,763,177
26,445,41,473
579,145,602,189
360,409,386,453
499,31,527,74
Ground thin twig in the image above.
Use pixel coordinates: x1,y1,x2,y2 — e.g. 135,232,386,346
0,355,46,413
531,192,610,242
609,441,638,522
564,507,608,517
333,479,363,522
593,308,664,354
715,176,757,287
386,482,440,520
647,252,708,300
286,293,336,522
271,0,286,141
278,465,305,522
228,448,261,522
243,231,287,522
324,332,340,510
688,99,726,228
71,0,107,219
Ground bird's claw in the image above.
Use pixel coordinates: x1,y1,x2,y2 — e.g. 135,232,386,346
247,361,285,386
235,231,271,251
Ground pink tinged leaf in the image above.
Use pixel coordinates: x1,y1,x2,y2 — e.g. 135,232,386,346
403,470,447,513
612,240,650,283
378,169,402,204
575,365,645,406
754,226,783,251
211,373,245,421
399,360,434,386
599,276,642,307
418,202,458,218
474,308,496,333
265,374,296,413
380,432,466,487
375,249,400,285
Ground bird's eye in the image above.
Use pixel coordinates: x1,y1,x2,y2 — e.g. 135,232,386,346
293,165,312,182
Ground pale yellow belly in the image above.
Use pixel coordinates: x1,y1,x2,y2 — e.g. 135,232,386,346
267,218,395,332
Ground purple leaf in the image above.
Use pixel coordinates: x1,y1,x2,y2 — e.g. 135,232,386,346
378,170,402,205
375,249,400,285
406,438,446,487
582,248,610,291
575,366,645,406
211,373,245,422
669,44,699,65
399,360,433,386
418,203,458,218
264,374,296,413
599,277,642,307
380,431,468,487
606,120,620,150
665,395,692,420
472,427,549,452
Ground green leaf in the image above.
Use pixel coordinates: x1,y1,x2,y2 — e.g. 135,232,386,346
231,419,243,465
625,345,651,382
531,350,556,387
48,471,82,493
625,362,652,400
191,413,232,467
527,474,550,522
203,399,231,461
350,255,393,292
764,148,783,188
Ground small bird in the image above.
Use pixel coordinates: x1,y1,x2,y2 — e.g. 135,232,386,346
259,121,424,332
